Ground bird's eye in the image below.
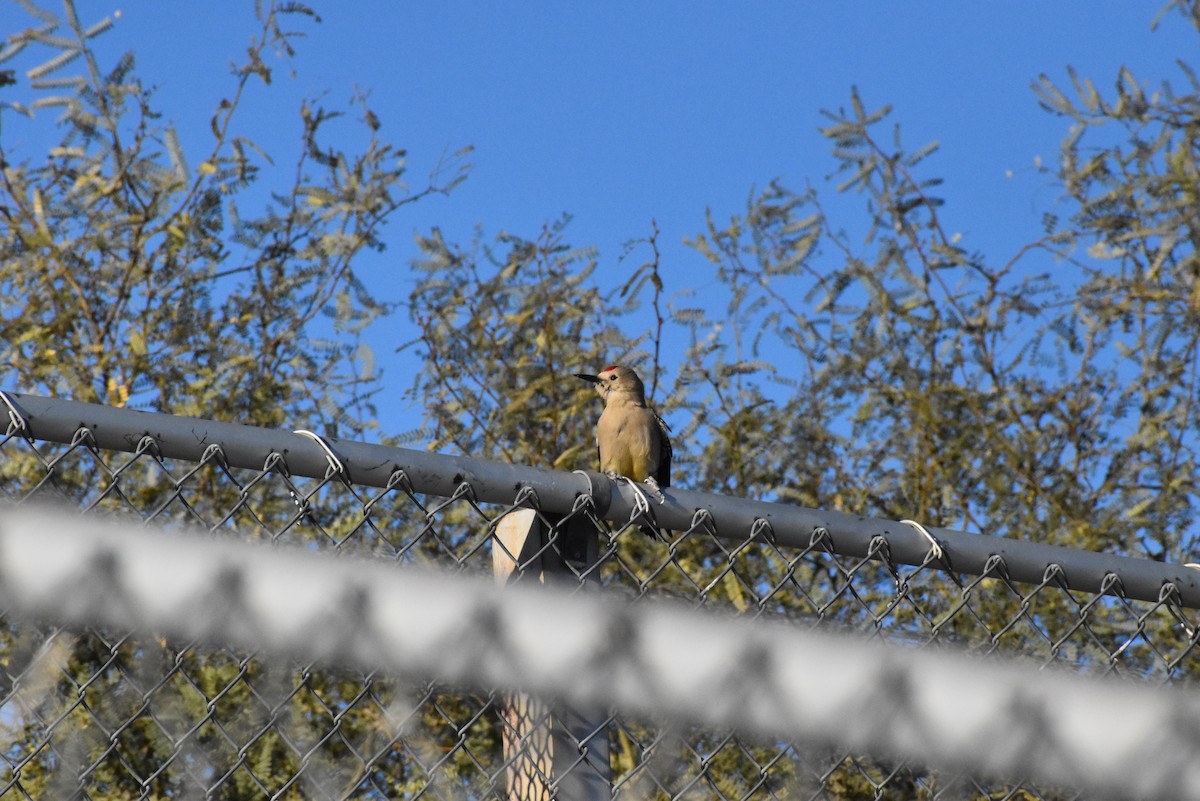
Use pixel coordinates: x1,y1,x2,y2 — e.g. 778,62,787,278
608,375,617,381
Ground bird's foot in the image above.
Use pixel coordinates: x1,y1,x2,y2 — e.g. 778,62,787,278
601,474,665,540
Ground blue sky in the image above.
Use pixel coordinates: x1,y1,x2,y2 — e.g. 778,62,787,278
6,2,1199,430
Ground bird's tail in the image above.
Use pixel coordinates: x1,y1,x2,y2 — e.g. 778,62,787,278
637,522,667,542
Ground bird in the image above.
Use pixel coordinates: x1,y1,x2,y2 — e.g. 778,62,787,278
574,365,672,539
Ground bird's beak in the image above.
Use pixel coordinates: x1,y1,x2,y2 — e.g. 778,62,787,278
574,373,601,384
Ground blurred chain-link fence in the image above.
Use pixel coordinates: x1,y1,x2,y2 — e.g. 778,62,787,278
3,391,1200,801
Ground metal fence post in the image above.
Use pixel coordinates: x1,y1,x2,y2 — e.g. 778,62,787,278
493,509,611,800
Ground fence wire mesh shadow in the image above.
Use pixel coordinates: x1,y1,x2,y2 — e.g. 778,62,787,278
2,393,1200,801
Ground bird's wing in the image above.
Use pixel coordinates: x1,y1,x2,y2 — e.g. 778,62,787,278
654,413,672,488
594,428,602,473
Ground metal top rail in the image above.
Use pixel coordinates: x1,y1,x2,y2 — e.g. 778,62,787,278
6,390,1199,609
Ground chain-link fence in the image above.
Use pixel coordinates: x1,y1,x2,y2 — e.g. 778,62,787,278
2,391,1200,800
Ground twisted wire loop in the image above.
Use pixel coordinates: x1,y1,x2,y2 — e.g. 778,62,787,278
689,507,718,537
2,393,1200,801
748,517,775,545
868,533,902,587
135,435,162,460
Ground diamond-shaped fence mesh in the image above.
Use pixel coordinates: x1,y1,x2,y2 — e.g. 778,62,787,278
2,391,1200,800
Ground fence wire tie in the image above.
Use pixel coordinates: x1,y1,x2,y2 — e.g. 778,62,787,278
571,470,613,518
0,390,28,435
1177,565,1200,635
569,471,599,516
292,429,345,481
572,469,597,502
900,518,944,563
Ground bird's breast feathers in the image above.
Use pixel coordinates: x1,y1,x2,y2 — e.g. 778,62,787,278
596,406,660,479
